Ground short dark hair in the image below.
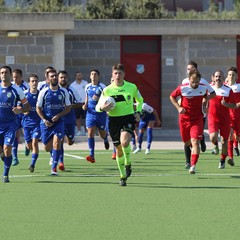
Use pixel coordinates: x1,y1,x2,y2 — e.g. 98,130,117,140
28,74,38,82
91,69,100,76
112,64,125,72
228,66,238,74
13,69,23,76
47,69,57,77
188,61,198,69
45,66,55,75
1,65,12,74
58,70,68,76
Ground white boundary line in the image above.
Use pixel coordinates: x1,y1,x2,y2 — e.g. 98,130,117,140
64,153,85,159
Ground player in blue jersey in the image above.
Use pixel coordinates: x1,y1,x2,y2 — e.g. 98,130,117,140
11,68,30,166
37,66,56,165
36,69,71,175
37,66,55,91
58,70,82,171
0,65,31,182
82,69,109,163
133,103,161,155
22,74,41,172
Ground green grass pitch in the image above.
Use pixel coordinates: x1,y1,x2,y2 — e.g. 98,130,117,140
1,149,240,240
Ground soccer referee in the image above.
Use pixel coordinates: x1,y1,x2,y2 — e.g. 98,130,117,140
96,64,144,186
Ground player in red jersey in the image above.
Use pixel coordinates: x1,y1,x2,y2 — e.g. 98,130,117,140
182,61,216,154
170,69,210,174
225,67,240,166
208,70,236,169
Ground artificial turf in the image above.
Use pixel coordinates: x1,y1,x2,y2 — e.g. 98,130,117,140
1,149,240,240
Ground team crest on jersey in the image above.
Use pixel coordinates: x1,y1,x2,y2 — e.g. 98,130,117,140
96,89,100,95
33,96,36,99
136,64,145,74
127,95,131,101
7,92,12,98
58,95,62,100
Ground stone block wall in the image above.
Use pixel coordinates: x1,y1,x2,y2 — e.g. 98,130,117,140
0,31,54,81
162,35,236,128
65,35,120,83
0,30,237,129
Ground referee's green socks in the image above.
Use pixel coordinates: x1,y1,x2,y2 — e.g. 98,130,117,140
116,155,125,178
122,144,131,165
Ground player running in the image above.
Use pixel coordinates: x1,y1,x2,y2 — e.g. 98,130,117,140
133,103,161,154
0,65,31,182
96,64,144,186
208,70,236,169
36,69,71,175
58,70,82,171
170,69,210,174
22,74,41,172
82,69,109,163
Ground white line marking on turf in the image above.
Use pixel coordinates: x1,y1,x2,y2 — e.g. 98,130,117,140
64,153,85,159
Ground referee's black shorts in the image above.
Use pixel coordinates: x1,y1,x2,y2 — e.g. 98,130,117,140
108,114,136,146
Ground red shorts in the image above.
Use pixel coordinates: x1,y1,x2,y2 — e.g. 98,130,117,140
179,118,203,143
230,118,240,137
208,119,230,140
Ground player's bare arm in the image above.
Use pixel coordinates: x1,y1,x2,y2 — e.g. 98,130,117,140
51,105,71,122
170,96,186,114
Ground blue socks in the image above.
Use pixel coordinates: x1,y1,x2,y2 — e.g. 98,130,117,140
52,149,61,169
147,128,152,149
3,156,12,176
31,153,39,166
58,144,64,164
138,132,144,148
88,137,95,157
12,137,18,159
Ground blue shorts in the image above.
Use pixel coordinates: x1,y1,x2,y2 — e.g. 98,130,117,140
16,114,23,130
64,122,75,140
0,125,16,146
40,120,65,145
139,113,155,130
23,126,41,144
86,112,107,130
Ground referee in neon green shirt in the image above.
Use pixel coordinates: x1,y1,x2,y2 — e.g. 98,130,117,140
96,64,143,186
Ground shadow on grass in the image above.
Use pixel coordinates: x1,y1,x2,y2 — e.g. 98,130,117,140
231,175,240,179
35,180,116,185
33,179,240,189
129,183,240,189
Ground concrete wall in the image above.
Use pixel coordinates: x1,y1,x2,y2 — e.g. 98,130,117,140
161,36,236,128
0,31,54,81
0,14,239,129
64,34,236,129
0,13,74,80
65,35,120,82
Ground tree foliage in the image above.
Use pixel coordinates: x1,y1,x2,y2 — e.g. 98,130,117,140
85,0,126,19
126,0,168,19
2,0,240,20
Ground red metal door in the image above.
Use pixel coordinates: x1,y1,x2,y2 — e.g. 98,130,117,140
120,36,161,123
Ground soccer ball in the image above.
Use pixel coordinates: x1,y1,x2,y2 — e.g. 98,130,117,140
100,96,116,111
